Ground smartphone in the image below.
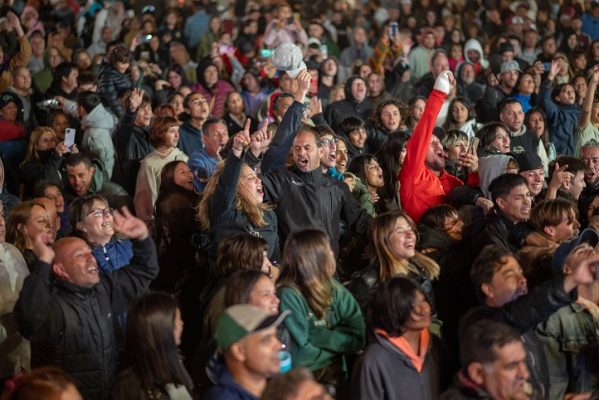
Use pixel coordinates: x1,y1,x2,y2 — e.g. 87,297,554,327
287,16,294,25
140,34,152,44
320,44,328,58
64,128,76,150
389,22,399,38
260,48,274,58
467,137,480,155
543,62,551,72
218,44,233,55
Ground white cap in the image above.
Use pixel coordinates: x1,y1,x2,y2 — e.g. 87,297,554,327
272,42,307,78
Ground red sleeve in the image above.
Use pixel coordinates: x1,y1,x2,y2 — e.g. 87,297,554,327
399,90,447,180
467,171,480,187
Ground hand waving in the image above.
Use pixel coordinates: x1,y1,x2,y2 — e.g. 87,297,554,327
113,207,149,240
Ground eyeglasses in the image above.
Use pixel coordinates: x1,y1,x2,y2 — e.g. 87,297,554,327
86,207,113,218
320,138,338,148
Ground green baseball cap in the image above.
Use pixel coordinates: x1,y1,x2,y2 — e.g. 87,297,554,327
215,304,290,350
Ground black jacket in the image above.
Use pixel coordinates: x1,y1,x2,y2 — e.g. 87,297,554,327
324,76,373,133
348,261,436,315
20,150,63,198
247,100,371,254
112,109,153,196
15,237,159,400
98,64,133,118
209,151,280,261
476,208,529,255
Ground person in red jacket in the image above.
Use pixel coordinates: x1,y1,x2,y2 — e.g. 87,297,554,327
399,71,479,222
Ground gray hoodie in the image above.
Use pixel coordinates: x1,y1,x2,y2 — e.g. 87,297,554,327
81,103,117,179
479,154,514,199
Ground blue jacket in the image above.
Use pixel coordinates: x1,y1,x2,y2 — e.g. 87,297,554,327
204,357,258,400
178,120,203,157
91,238,133,275
539,81,580,156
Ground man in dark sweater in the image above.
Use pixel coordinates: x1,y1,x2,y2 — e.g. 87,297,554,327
15,207,159,400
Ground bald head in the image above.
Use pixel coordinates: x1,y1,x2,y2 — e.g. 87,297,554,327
52,237,100,288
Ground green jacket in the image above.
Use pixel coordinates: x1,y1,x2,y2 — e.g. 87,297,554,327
278,281,365,372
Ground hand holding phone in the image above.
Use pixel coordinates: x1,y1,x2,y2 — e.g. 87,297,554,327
64,128,76,151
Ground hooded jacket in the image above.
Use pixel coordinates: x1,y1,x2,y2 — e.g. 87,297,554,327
324,76,373,133
15,237,159,400
81,103,117,179
478,155,513,198
463,39,489,72
455,62,485,106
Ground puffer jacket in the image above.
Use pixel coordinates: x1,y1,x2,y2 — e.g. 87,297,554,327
98,64,132,119
246,100,371,255
324,76,373,133
538,80,580,156
112,109,153,196
81,103,117,179
15,237,159,400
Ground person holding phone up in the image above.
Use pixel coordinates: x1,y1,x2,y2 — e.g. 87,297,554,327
263,3,308,49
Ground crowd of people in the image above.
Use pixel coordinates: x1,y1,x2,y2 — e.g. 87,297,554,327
1,0,599,399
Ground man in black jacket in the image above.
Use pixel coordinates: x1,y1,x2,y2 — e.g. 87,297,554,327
15,207,159,400
247,70,372,254
477,173,533,254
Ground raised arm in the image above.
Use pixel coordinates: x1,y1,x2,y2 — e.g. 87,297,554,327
538,60,561,120
401,72,453,178
14,235,58,341
104,208,159,303
260,71,310,172
210,124,253,222
579,67,599,129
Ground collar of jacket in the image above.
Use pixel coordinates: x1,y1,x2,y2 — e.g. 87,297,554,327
490,207,518,225
291,167,327,184
55,277,95,297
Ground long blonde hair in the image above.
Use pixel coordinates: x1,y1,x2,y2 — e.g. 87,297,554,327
278,229,334,319
197,162,272,229
22,126,57,165
370,209,440,281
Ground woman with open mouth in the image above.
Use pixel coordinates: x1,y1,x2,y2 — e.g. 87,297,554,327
197,121,279,262
70,195,133,275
